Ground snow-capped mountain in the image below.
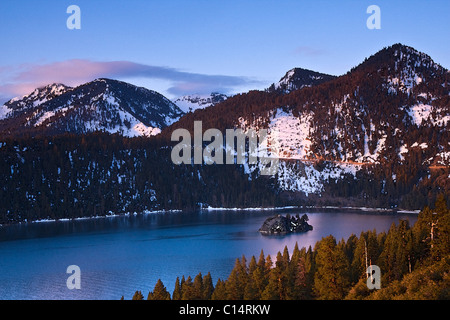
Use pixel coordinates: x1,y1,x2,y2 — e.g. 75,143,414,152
164,44,449,203
0,79,184,137
267,68,336,93
173,92,228,113
0,83,72,120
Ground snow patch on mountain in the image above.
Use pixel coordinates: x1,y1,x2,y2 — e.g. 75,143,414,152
268,108,314,159
237,107,363,195
174,93,227,113
0,105,12,120
406,103,449,127
5,84,71,113
0,79,183,137
276,161,360,195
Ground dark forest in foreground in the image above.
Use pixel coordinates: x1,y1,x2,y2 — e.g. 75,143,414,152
128,196,450,300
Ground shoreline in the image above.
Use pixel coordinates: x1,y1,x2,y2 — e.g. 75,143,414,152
0,205,420,228
202,205,420,214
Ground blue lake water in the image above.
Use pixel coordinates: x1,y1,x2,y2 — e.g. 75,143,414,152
0,209,417,300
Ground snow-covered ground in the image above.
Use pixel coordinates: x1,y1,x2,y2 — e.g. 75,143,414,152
173,93,227,113
0,104,11,120
237,107,364,195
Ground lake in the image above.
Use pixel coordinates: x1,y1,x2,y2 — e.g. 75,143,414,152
0,208,417,300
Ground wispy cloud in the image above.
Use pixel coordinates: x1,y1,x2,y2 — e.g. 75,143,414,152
293,46,326,57
0,60,261,103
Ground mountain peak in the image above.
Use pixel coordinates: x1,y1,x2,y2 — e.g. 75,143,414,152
1,83,72,118
354,43,446,74
268,67,336,94
0,79,184,138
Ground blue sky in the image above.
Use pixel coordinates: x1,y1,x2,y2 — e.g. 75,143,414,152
0,0,449,102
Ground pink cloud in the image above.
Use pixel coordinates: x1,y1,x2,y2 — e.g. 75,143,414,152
0,59,260,103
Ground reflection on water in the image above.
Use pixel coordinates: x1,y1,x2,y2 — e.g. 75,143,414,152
0,209,417,300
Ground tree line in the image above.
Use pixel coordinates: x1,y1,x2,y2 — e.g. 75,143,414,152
0,133,281,224
0,132,448,224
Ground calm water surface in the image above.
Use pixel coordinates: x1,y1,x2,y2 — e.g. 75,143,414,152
0,209,417,300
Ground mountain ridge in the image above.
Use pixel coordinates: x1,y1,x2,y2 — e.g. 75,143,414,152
267,67,337,94
160,43,449,204
173,92,228,113
0,43,448,217
0,78,184,138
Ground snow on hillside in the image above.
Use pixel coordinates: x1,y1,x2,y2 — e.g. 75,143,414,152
406,103,450,127
0,79,183,138
173,93,227,113
276,160,360,196
238,107,362,195
0,105,11,120
267,108,314,159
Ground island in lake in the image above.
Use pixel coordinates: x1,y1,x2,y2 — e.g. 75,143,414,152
259,214,313,235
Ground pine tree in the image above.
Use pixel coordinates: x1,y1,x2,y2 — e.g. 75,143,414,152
293,256,309,299
412,205,433,260
191,273,204,300
243,273,259,300
394,219,414,278
172,277,182,300
202,272,214,300
351,232,368,283
211,279,227,300
132,290,144,300
181,275,193,300
431,194,450,261
225,258,247,299
150,279,171,300
261,267,281,300
257,250,266,271
379,222,398,283
313,235,350,300
248,256,257,275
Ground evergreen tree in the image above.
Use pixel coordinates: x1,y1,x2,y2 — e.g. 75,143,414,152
431,194,450,261
132,290,144,300
181,275,193,300
149,279,171,300
313,235,350,299
261,267,281,300
293,256,309,299
202,272,214,300
211,279,227,300
191,273,204,300
394,220,414,278
243,272,260,300
257,250,266,271
225,258,248,299
172,277,182,300
379,222,398,283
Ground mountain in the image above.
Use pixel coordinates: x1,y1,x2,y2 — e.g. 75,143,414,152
173,92,228,113
0,83,71,119
0,44,448,225
267,67,337,93
162,43,449,208
0,78,184,137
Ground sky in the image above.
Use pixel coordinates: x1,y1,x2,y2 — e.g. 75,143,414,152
0,0,449,103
